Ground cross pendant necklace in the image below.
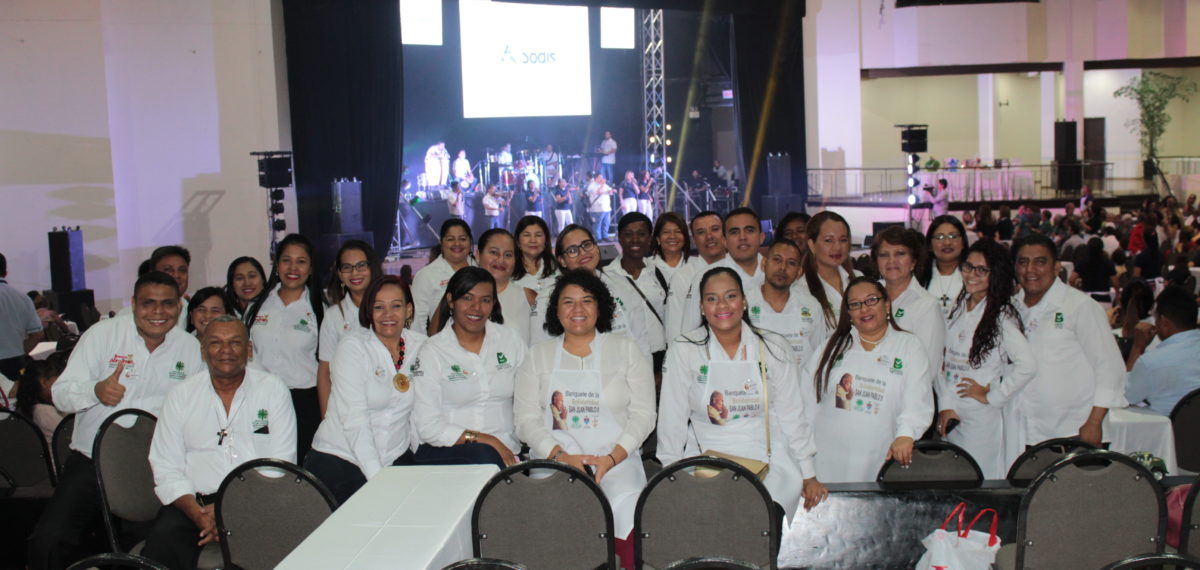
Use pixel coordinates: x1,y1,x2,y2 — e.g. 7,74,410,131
217,428,229,446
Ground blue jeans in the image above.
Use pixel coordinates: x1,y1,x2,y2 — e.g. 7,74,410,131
599,163,614,183
591,211,611,240
488,214,504,230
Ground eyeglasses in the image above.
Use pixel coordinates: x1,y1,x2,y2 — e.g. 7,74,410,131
961,261,992,276
562,240,597,259
932,233,962,241
846,296,884,312
338,261,371,274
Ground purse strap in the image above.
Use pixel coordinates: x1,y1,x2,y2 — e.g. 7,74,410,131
759,339,771,460
623,275,664,325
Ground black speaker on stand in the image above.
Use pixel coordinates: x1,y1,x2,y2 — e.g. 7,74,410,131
318,178,373,271
47,228,99,332
1055,121,1081,192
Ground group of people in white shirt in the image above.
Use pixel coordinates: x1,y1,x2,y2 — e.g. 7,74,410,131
22,200,1143,570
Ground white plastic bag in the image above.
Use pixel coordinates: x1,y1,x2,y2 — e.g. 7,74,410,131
914,502,1001,570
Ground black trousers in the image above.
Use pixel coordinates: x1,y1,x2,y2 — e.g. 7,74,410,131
139,495,214,570
413,443,505,471
291,387,320,463
303,449,415,506
26,452,102,570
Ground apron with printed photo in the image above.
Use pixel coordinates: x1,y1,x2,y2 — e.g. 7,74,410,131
813,349,904,483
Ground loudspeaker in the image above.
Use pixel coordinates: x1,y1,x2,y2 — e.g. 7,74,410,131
258,157,293,189
766,153,792,195
42,289,99,333
901,128,927,153
48,229,86,292
330,179,364,234
317,232,375,274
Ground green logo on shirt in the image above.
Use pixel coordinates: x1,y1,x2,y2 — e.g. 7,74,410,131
253,409,269,432
894,308,905,319
698,364,709,384
893,358,903,370
497,352,508,365
448,364,467,381
169,361,187,380
749,306,761,323
1054,312,1065,328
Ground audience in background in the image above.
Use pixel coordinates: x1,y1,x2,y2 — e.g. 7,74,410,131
1125,285,1200,416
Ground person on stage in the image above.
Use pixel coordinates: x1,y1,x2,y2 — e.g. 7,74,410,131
482,183,505,230
937,240,1037,478
871,226,946,379
921,214,968,319
514,269,656,563
663,211,727,343
598,131,617,182
802,277,933,483
619,171,639,218
410,219,474,333
552,178,574,235
540,144,561,186
586,174,615,240
30,271,203,569
497,143,513,167
317,240,383,417
712,160,732,187
744,239,826,366
412,267,527,469
658,267,827,518
425,141,450,187
524,179,544,220
452,149,474,188
512,215,557,293
475,229,537,345
243,233,325,462
637,171,655,218
447,180,466,219
306,276,427,504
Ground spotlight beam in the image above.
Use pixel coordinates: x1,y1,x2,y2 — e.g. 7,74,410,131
741,0,797,208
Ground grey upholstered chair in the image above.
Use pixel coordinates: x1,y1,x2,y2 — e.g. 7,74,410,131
1099,552,1200,569
441,558,528,570
472,459,615,570
635,456,779,570
1000,450,1166,569
1171,387,1200,472
875,439,983,488
1005,437,1097,487
0,408,56,497
215,458,337,570
1182,478,1200,558
659,556,761,570
65,552,169,570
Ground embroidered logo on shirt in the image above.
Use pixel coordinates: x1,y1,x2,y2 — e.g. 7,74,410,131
448,364,468,381
800,307,811,318
496,352,509,366
894,308,905,319
1054,312,1065,329
253,409,270,434
411,357,423,377
293,318,311,332
749,305,761,323
893,358,903,370
168,361,187,380
697,364,709,384
254,315,269,325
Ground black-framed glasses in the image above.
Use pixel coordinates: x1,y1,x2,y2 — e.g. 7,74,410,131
962,261,992,276
562,240,597,258
932,232,962,241
338,261,371,274
847,296,884,312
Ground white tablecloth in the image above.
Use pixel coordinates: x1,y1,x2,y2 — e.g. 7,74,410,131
1105,406,1179,475
277,464,499,570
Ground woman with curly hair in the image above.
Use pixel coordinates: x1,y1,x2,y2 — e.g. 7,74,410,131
937,239,1037,478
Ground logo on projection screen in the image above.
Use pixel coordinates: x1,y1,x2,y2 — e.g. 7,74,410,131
460,0,591,118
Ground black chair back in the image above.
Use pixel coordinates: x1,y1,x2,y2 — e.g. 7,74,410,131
875,440,983,489
441,558,528,570
53,412,76,478
215,458,337,570
635,456,779,570
92,409,159,553
0,408,56,493
1182,477,1200,557
471,460,614,570
1015,450,1165,569
660,556,761,569
65,552,169,570
1100,552,1200,569
1171,387,1200,472
1006,437,1097,487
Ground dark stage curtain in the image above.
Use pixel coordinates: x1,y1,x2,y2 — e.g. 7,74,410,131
281,0,403,265
731,2,807,212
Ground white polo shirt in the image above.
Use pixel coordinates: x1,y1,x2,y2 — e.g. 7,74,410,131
410,256,474,333
412,320,527,453
249,284,319,390
664,256,714,344
149,368,296,503
318,296,364,363
677,254,765,340
312,328,428,478
744,283,827,367
52,313,204,457
887,277,947,379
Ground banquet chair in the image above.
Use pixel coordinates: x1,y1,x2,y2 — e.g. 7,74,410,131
65,552,168,570
1171,387,1200,472
215,458,337,570
53,412,76,478
875,440,983,489
1099,552,1200,569
1005,437,1098,487
635,456,779,570
441,558,528,570
643,453,663,480
1182,479,1200,557
92,409,223,569
472,459,615,570
0,408,57,497
996,450,1165,570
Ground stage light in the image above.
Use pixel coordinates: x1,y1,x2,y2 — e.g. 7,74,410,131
666,124,672,131
270,188,285,201
649,136,657,143
269,202,285,215
907,193,917,206
665,139,672,146
666,156,673,164
272,219,287,231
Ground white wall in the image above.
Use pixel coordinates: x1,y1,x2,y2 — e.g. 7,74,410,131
0,0,290,312
1084,69,1144,179
860,75,979,168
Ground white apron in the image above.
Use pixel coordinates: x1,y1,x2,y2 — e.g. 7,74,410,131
941,325,1005,479
546,339,644,537
813,348,905,483
691,345,803,518
748,290,822,367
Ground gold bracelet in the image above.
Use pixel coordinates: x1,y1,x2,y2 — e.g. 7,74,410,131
463,430,477,444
